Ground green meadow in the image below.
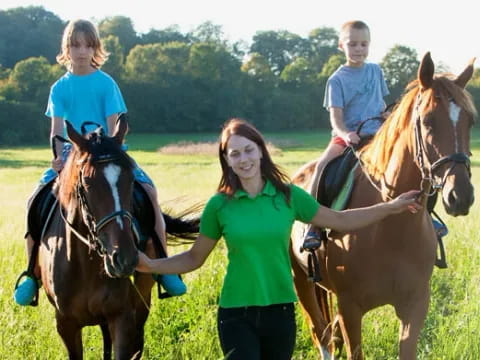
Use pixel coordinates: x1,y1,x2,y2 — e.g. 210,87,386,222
1,129,479,359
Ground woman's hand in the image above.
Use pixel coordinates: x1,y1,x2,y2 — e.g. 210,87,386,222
136,251,154,273
387,190,422,214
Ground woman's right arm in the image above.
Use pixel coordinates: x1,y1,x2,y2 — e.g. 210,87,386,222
136,234,218,275
309,190,421,232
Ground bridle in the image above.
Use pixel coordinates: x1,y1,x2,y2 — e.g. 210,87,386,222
61,154,141,257
413,92,471,196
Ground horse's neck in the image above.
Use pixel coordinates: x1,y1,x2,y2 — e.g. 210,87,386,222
382,142,422,197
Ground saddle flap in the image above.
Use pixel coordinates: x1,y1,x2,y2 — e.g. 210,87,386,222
317,147,358,208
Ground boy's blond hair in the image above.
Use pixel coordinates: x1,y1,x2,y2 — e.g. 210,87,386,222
339,20,370,44
56,19,109,69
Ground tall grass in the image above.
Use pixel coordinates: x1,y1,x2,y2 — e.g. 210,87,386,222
0,130,479,359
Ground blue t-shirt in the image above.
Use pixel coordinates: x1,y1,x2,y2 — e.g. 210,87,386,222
45,69,127,135
323,62,389,136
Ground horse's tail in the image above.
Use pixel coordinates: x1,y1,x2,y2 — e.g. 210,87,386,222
163,203,202,244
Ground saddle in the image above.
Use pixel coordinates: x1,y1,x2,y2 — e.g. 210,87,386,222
317,146,358,209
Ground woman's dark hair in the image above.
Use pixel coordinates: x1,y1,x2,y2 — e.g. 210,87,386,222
217,118,291,201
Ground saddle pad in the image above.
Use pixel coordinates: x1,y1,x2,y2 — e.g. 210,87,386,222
330,162,358,211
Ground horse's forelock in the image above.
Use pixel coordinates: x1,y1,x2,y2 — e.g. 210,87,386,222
435,76,477,119
58,134,134,208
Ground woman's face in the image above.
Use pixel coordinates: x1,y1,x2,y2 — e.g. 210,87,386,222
224,135,263,182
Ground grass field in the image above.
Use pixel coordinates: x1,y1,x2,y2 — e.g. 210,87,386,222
0,129,479,359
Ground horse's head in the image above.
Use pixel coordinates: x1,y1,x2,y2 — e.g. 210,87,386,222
414,52,476,216
60,117,139,278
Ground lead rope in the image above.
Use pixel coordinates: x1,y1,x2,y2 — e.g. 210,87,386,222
129,275,151,311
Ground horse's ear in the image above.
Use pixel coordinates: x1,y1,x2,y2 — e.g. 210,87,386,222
66,121,88,152
418,52,434,90
454,58,475,88
112,113,129,145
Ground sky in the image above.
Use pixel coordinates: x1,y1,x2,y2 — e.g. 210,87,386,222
3,0,478,74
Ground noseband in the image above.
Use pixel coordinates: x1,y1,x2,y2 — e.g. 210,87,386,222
413,93,471,196
61,155,140,257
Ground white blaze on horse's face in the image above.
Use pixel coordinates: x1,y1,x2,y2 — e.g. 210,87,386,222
449,101,462,152
103,164,124,229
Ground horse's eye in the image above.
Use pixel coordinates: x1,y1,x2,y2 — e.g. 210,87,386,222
82,176,93,188
422,116,433,128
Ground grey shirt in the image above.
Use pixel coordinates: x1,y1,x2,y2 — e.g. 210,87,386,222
323,63,389,136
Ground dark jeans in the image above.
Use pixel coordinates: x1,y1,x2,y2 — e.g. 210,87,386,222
217,302,296,360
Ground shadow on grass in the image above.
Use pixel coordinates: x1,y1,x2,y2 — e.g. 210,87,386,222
0,158,50,168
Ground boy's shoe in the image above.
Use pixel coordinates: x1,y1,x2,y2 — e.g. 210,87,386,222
154,274,187,296
14,275,39,306
432,219,448,238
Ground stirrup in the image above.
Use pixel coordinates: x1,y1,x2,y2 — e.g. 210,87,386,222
14,271,39,306
300,232,323,283
300,232,322,252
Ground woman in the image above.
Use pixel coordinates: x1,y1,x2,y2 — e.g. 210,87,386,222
136,118,420,359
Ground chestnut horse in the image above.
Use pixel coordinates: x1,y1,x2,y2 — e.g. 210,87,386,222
291,52,476,359
38,118,198,359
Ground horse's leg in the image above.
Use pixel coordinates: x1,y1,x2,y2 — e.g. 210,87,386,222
100,323,112,360
395,289,430,360
56,316,83,360
109,314,144,360
291,255,333,360
336,299,364,360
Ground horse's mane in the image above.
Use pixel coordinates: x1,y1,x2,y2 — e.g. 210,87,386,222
58,132,135,208
358,74,476,180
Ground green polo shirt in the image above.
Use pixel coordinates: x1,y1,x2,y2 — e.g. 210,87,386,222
200,180,320,308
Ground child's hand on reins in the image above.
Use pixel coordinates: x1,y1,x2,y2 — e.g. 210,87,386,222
51,157,64,172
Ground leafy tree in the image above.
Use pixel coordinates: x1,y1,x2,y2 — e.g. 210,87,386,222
98,16,139,56
8,56,56,104
0,65,11,81
241,53,276,85
381,45,419,102
280,57,317,86
140,25,191,45
124,43,165,83
189,21,225,45
307,27,339,73
0,6,64,68
101,35,125,79
320,53,345,79
251,30,310,75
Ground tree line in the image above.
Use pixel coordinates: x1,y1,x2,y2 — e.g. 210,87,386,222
1,6,479,145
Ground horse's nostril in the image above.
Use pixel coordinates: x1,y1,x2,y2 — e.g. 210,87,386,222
448,190,457,205
111,250,121,268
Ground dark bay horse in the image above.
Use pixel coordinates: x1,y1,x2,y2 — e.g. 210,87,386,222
291,52,476,359
37,118,198,359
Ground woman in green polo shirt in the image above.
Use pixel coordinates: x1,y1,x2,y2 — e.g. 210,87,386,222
136,118,420,360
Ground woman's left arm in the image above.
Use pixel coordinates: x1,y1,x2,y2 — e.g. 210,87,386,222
310,190,421,232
